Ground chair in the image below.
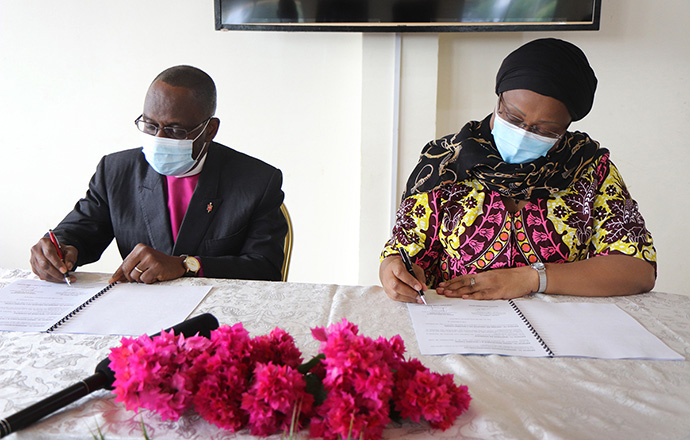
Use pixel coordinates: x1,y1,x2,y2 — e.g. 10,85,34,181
280,203,293,281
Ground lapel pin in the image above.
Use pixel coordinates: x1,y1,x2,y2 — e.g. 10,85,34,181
206,202,213,213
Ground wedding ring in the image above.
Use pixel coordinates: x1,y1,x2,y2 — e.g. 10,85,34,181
134,266,144,274
470,277,476,287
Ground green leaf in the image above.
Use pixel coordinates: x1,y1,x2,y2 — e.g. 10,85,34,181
297,353,325,374
304,372,327,406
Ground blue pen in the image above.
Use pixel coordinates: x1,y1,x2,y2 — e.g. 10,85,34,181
398,247,426,305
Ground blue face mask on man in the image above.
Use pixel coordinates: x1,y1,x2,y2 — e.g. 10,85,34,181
491,111,559,164
141,120,210,177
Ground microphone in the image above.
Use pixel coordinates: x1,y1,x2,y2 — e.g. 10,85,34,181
0,313,219,438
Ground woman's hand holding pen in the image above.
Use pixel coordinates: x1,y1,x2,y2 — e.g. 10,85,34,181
379,255,427,304
30,237,77,284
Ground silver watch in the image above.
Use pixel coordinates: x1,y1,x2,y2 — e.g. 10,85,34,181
531,262,547,293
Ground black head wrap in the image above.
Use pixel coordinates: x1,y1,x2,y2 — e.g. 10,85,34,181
495,38,597,121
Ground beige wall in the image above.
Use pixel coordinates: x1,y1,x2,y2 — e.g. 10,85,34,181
1,0,688,294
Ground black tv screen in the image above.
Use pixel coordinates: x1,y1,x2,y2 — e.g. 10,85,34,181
215,0,601,32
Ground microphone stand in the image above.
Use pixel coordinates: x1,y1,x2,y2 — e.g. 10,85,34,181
0,313,219,438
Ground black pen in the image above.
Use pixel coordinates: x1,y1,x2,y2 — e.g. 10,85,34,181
48,229,71,286
397,247,426,305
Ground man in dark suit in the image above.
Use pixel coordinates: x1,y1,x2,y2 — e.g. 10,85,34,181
30,65,287,284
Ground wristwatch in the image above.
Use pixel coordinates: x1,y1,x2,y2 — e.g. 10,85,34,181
531,262,547,293
181,255,201,276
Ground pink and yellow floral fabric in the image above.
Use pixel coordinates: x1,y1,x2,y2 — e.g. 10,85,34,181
382,153,656,288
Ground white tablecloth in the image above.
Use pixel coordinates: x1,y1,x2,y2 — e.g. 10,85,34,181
1,268,689,440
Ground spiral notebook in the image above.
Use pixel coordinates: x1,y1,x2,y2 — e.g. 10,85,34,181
407,292,683,360
0,278,211,336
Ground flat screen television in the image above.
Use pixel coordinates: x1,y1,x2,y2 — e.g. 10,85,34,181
215,0,601,32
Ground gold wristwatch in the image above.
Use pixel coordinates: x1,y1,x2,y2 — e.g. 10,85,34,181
181,255,201,276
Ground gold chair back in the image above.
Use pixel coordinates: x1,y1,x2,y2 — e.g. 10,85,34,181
280,203,293,282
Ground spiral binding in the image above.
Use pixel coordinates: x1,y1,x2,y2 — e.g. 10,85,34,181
508,299,554,357
46,282,118,333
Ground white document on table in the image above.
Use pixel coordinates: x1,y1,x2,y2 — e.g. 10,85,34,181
0,279,211,336
407,292,683,360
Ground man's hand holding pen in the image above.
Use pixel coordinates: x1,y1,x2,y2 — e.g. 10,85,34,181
30,236,78,285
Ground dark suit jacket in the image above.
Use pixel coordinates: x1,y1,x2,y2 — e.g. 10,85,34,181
53,142,287,281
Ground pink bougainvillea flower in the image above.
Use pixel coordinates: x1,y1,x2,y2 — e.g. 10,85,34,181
393,358,471,430
108,330,211,421
249,327,303,369
241,362,314,436
191,323,253,431
108,319,471,438
309,319,406,440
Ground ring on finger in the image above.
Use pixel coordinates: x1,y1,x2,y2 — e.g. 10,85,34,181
134,266,144,274
470,277,476,287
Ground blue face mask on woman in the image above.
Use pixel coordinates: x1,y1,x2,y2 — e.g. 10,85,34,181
491,112,559,164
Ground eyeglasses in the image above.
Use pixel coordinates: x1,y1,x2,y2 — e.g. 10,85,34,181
497,95,566,140
134,115,211,140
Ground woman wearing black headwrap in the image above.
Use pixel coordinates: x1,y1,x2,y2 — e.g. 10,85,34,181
380,38,656,302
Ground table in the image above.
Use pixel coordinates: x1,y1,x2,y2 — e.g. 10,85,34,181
1,268,689,440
